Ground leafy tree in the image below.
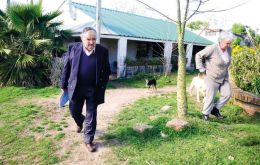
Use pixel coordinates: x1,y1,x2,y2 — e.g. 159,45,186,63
232,38,241,47
187,20,209,30
255,35,260,45
231,23,246,35
231,23,260,46
0,1,71,86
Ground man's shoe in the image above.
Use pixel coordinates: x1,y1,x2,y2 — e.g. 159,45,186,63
76,126,83,133
211,107,224,119
85,143,96,152
202,114,209,121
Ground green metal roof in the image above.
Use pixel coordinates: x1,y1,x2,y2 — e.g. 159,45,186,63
72,2,213,45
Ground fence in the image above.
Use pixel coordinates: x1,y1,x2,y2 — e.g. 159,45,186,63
126,65,166,77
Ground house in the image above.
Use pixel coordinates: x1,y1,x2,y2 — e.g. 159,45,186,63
58,1,213,78
190,28,224,43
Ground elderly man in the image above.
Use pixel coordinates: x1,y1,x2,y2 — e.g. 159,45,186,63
195,31,234,121
61,27,111,152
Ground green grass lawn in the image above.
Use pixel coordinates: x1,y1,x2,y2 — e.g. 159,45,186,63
0,86,61,164
1,72,259,164
113,71,196,88
104,74,260,165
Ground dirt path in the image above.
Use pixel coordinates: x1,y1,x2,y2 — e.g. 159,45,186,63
44,85,176,165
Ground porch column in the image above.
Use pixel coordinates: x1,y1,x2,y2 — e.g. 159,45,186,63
185,43,193,69
164,41,173,75
117,37,127,78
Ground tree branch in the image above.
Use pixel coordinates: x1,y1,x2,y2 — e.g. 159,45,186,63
182,0,190,31
135,0,177,23
185,0,203,22
193,1,248,14
176,0,181,28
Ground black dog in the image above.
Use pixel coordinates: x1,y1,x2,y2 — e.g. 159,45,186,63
145,79,157,91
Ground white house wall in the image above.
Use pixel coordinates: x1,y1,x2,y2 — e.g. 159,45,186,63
101,38,118,74
186,43,194,70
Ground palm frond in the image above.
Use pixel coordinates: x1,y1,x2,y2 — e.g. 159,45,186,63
6,2,42,31
47,22,63,28
15,54,35,69
39,10,62,23
33,39,51,47
0,49,11,55
0,1,69,86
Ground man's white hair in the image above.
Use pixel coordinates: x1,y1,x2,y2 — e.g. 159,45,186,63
218,31,234,42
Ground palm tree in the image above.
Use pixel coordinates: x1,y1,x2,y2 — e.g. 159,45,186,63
0,1,71,86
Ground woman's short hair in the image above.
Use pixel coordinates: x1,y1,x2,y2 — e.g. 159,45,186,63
218,31,234,42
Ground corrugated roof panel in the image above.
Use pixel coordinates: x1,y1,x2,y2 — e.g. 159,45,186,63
72,2,212,45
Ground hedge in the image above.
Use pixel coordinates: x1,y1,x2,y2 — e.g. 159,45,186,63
230,46,260,95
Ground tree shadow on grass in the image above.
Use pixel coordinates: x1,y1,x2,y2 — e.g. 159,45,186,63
187,102,260,125
103,116,209,149
212,106,260,125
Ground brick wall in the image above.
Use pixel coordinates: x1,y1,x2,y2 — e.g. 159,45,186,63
232,85,260,115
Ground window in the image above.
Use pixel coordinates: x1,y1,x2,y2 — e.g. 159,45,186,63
136,42,148,59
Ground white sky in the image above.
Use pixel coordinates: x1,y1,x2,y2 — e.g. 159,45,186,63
1,0,259,32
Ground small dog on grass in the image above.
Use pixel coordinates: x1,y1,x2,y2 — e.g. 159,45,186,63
145,79,157,92
189,74,206,103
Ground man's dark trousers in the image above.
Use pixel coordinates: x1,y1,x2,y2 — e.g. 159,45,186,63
69,86,97,144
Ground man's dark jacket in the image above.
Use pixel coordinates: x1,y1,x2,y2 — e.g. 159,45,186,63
60,42,111,105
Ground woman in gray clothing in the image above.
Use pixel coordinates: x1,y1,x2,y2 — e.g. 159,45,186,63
195,32,234,121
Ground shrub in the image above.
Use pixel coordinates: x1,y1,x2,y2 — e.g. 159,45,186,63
232,45,256,57
146,58,163,65
50,57,64,87
129,72,160,80
231,38,241,47
125,58,146,66
230,46,260,95
125,57,163,66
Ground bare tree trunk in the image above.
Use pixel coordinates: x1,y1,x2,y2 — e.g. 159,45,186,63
176,0,189,117
7,0,10,8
